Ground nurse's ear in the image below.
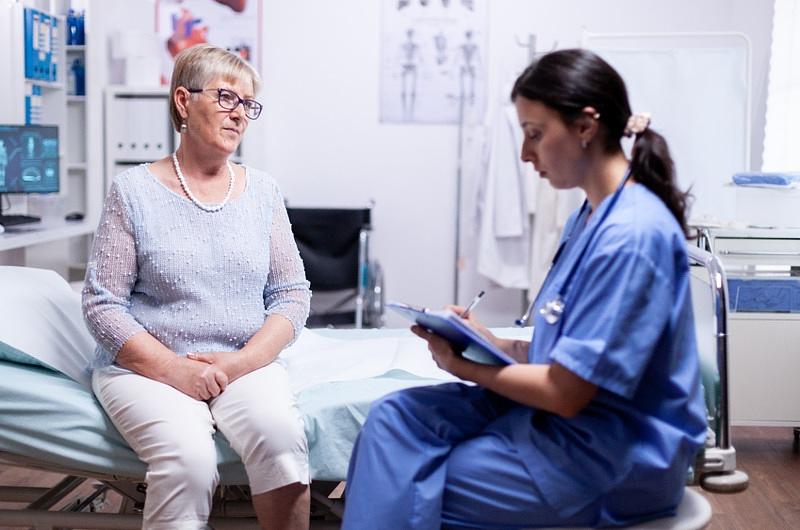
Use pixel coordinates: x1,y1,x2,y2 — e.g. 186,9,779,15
576,106,601,150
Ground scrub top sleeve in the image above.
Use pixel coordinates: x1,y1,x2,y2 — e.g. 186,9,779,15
549,248,672,399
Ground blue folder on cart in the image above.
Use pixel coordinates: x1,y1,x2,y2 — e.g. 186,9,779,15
387,301,517,366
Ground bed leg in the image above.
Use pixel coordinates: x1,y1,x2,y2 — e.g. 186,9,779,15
309,481,345,520
27,476,86,510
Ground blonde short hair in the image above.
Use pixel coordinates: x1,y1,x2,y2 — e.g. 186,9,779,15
169,44,262,132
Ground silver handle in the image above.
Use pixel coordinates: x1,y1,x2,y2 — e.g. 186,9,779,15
720,250,800,257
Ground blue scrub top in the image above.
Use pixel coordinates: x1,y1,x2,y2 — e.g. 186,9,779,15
519,183,706,521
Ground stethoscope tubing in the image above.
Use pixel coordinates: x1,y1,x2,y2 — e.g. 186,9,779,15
515,167,633,327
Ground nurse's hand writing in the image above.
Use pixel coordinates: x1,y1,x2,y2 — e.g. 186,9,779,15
167,356,229,401
447,304,530,363
411,325,473,379
446,304,498,342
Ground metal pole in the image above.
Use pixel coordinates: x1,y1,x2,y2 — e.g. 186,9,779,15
686,245,731,450
454,72,465,304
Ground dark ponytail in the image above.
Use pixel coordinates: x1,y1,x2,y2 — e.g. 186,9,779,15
630,129,690,236
511,49,691,237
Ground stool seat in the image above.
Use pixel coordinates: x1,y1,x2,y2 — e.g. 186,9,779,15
535,487,712,529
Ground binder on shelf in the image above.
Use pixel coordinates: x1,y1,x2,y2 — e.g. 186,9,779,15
24,8,58,82
25,84,43,125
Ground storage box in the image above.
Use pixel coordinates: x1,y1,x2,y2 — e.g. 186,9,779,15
735,186,800,228
727,278,800,312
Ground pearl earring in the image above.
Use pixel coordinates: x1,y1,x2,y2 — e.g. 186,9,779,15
180,122,187,133
581,140,588,149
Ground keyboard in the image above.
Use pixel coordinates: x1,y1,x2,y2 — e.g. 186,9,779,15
0,214,42,227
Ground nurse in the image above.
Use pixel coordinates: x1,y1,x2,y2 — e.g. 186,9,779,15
342,48,707,529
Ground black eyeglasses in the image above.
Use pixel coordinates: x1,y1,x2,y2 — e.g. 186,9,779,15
187,87,263,120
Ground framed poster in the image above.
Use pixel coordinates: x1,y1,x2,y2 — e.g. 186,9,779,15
381,0,488,124
156,0,262,85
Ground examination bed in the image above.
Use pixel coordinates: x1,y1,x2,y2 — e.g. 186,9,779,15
0,248,747,529
0,265,467,528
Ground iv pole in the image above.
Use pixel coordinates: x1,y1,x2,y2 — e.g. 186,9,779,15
453,66,466,304
516,33,538,64
454,33,540,305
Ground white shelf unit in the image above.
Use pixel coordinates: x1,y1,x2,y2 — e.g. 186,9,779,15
699,227,800,427
0,0,102,280
103,86,175,190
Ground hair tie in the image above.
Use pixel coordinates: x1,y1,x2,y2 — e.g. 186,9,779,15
624,112,651,137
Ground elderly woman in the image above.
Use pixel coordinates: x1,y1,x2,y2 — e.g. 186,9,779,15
83,44,311,530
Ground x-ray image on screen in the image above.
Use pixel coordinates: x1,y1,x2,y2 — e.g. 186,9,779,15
0,125,60,194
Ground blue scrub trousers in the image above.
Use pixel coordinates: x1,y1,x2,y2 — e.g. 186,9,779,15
341,383,600,530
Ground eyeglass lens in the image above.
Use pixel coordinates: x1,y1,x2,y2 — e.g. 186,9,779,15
217,88,262,119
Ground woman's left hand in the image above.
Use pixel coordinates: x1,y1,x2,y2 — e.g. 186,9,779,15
411,325,473,378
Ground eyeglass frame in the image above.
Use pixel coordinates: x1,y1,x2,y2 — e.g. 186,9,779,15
185,87,263,120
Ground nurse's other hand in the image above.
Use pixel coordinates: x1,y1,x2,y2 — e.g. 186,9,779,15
411,325,471,377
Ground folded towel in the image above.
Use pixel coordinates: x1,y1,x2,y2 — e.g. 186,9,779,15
732,172,800,188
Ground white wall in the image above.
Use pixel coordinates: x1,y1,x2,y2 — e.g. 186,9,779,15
4,1,774,322
246,0,774,326
252,0,461,325
48,0,773,324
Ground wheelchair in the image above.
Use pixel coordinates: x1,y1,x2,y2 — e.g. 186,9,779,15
287,205,385,328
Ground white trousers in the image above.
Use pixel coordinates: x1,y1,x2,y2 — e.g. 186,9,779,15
93,361,309,530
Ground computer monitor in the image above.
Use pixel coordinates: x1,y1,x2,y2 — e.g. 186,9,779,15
0,124,60,194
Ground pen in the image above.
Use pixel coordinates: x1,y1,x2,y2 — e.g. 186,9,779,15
460,290,485,319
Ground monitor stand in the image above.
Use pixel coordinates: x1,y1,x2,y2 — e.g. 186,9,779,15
0,195,41,227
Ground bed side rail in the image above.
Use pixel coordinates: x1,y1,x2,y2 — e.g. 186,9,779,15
687,245,749,493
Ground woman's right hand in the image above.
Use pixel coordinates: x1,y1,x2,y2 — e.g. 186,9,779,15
166,356,229,401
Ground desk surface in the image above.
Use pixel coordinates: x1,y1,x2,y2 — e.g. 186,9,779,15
693,226,800,239
0,220,96,252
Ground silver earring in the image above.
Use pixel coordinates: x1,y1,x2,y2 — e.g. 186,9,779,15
180,122,187,133
581,140,588,149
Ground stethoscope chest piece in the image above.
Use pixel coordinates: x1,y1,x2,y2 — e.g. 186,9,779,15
539,296,565,325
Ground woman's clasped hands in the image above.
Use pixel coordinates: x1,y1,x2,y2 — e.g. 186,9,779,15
167,353,231,401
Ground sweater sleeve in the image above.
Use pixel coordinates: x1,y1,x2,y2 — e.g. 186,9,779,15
82,180,146,360
263,183,311,344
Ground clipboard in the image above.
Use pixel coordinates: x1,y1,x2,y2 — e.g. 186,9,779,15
387,301,517,366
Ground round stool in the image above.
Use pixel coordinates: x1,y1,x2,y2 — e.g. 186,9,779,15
536,487,712,530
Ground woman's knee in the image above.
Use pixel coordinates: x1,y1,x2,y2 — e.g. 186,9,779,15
245,407,308,457
147,440,219,492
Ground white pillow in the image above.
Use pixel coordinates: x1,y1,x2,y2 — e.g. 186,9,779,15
0,266,96,388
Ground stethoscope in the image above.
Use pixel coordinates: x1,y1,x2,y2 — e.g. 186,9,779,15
515,167,632,327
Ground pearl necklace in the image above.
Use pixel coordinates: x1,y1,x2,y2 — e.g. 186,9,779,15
171,152,235,213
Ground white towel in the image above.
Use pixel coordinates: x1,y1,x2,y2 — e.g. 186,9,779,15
475,104,538,288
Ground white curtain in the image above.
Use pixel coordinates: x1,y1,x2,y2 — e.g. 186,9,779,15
762,0,800,171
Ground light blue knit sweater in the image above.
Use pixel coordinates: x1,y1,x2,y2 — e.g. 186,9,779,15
82,164,310,369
